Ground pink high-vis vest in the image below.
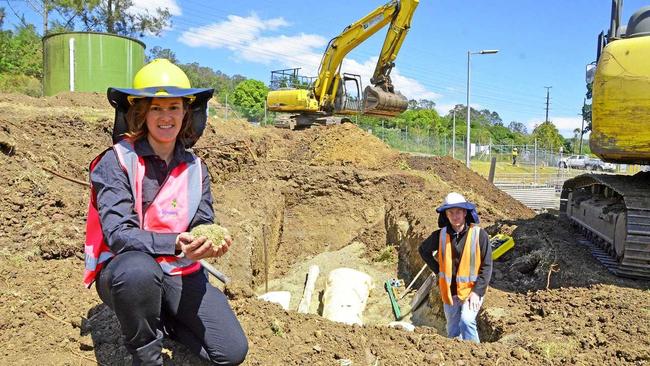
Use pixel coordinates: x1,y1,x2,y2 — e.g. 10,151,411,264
83,139,203,288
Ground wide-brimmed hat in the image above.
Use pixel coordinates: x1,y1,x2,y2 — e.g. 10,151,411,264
107,59,214,148
436,192,480,228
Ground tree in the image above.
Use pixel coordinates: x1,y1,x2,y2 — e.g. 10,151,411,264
582,102,592,132
508,121,528,135
147,46,178,63
0,24,42,78
232,79,268,121
52,0,171,37
531,121,564,151
0,7,5,29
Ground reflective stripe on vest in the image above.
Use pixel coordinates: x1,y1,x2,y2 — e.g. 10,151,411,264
83,150,114,288
437,224,481,305
83,140,203,287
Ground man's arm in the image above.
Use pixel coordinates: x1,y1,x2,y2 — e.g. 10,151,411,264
418,231,440,274
472,228,493,297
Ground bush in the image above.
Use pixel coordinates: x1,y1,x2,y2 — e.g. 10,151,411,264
0,73,42,97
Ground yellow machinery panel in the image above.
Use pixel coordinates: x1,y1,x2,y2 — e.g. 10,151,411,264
490,234,515,260
267,89,319,113
591,36,650,163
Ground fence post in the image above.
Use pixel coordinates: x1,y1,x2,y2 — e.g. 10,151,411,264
488,157,497,183
534,139,538,185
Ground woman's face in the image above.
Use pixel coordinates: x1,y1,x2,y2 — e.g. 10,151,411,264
145,97,185,145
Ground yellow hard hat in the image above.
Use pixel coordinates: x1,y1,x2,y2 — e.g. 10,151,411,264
133,58,191,91
108,58,213,106
107,58,215,148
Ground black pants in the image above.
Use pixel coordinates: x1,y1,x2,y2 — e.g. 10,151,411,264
96,251,248,365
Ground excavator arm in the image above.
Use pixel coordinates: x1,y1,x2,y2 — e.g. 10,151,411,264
313,0,418,113
267,0,419,126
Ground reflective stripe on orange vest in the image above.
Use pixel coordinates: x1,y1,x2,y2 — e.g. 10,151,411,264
83,139,203,288
437,224,481,305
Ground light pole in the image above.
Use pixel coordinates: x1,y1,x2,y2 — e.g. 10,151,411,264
466,49,499,168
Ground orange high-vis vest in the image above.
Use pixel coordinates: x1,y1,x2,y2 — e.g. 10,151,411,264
437,224,481,305
83,139,203,288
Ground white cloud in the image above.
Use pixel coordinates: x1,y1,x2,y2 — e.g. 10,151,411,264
178,14,289,49
131,0,181,16
340,57,440,101
526,116,585,138
435,103,458,116
178,14,438,101
241,34,328,72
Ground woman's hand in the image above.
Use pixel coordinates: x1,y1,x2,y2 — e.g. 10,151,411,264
176,232,233,260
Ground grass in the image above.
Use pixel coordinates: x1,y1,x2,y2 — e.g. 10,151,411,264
532,339,579,361
374,245,397,263
270,318,285,337
470,160,563,177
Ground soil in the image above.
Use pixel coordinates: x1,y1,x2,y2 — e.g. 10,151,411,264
0,92,648,365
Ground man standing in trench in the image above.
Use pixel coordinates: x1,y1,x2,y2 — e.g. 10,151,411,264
418,192,492,343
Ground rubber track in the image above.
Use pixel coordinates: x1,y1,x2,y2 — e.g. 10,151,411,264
562,172,650,280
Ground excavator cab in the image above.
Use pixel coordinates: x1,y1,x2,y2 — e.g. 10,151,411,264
334,73,363,115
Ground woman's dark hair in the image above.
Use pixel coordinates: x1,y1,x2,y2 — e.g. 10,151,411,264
124,97,195,142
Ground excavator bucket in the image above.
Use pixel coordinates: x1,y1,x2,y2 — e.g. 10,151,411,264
363,86,408,117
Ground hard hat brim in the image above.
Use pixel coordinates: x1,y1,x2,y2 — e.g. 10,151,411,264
435,201,476,213
107,86,214,110
107,86,215,149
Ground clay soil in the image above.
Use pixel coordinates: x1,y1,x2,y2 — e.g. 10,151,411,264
0,92,648,365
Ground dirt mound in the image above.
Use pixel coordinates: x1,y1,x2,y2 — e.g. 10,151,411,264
0,91,110,108
1,92,648,365
296,123,400,169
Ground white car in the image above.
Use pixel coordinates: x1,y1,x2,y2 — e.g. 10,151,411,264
586,158,616,171
559,155,589,169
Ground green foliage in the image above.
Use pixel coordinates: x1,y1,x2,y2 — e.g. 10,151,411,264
582,102,592,132
232,79,268,121
0,24,42,78
374,244,397,263
531,121,564,151
147,46,178,63
0,73,41,96
51,0,171,37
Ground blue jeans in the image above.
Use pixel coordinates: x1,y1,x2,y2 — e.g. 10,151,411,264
443,295,482,343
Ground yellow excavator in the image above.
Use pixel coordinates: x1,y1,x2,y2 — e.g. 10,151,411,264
561,0,650,279
266,0,419,129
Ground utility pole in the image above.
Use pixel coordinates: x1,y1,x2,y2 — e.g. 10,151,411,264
544,86,552,122
579,98,586,155
452,109,456,159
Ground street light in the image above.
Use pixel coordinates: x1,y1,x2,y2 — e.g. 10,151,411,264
466,49,499,168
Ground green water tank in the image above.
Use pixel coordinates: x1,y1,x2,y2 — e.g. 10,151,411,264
43,32,145,96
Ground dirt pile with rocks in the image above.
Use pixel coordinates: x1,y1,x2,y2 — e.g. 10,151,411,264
0,93,648,365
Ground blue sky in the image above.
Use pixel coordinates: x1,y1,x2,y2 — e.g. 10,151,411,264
4,0,649,136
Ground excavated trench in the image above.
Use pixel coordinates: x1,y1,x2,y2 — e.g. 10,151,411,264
226,165,503,341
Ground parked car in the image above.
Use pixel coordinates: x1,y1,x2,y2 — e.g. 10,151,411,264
585,157,616,171
559,155,589,169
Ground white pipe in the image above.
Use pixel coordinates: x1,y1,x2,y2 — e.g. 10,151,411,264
69,38,75,92
298,265,320,313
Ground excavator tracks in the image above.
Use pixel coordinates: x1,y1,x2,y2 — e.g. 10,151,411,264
561,172,650,280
